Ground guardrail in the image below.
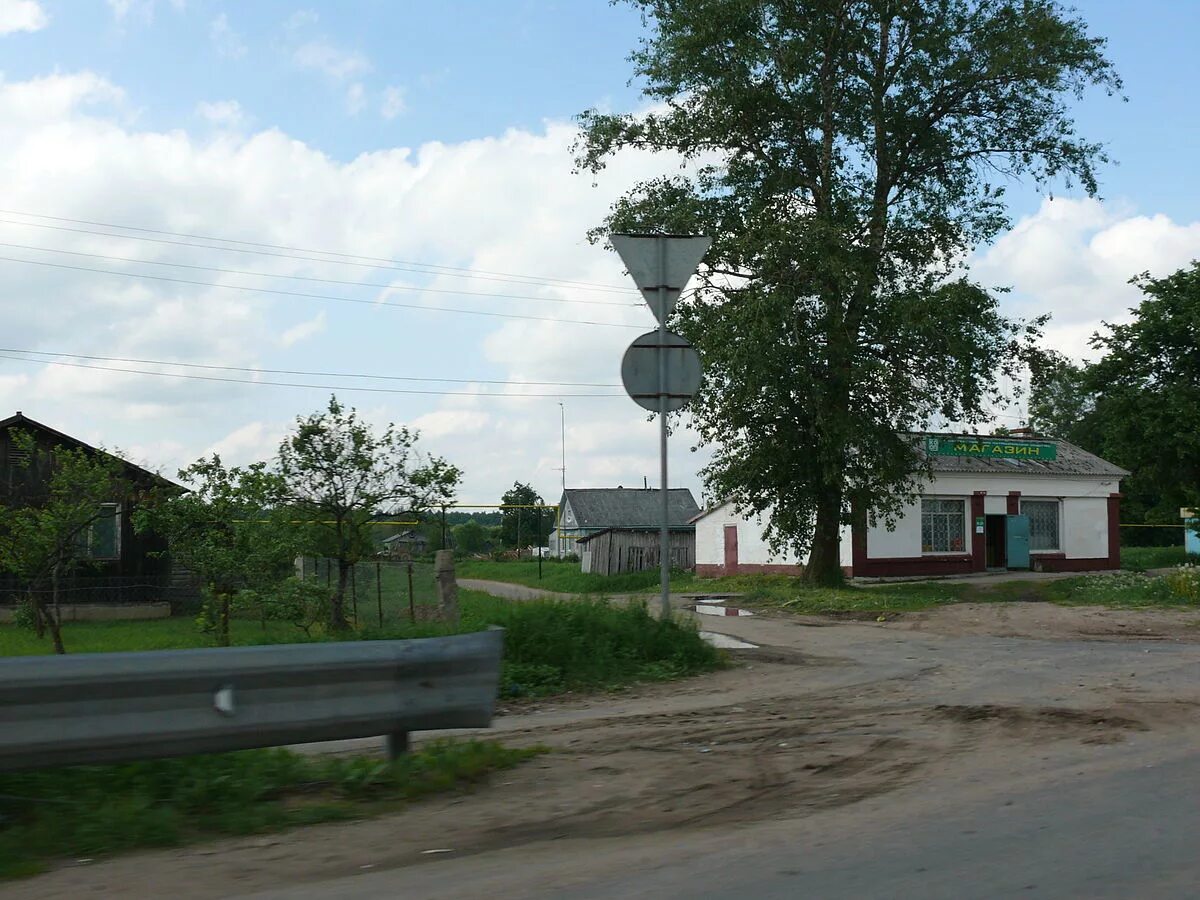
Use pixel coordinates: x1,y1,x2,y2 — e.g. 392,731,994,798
0,629,504,771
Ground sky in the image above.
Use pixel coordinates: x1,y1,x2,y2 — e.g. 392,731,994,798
0,0,1197,510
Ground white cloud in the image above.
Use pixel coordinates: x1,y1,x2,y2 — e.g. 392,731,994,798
380,85,406,120
284,9,318,32
279,311,326,347
210,12,247,59
0,0,47,34
971,197,1200,360
345,82,366,116
293,40,370,80
195,99,245,127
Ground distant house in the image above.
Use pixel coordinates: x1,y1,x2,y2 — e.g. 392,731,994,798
0,411,179,605
549,487,701,560
1184,509,1200,557
381,529,429,559
694,433,1128,579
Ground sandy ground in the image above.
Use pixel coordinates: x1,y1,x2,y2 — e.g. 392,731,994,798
10,599,1200,899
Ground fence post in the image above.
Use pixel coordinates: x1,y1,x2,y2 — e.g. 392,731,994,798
377,561,383,628
434,550,459,624
407,562,415,623
351,565,358,625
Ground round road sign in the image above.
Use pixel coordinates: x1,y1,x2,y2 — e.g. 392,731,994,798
621,329,702,412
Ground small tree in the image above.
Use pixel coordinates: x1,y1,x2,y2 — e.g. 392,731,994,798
453,519,488,554
0,431,131,654
136,456,298,645
500,481,551,550
276,396,461,630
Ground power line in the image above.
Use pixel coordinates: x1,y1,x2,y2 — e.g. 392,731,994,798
0,214,637,295
0,352,626,398
0,255,644,329
0,241,640,309
0,347,621,388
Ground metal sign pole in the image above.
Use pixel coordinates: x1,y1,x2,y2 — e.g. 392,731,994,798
657,237,671,621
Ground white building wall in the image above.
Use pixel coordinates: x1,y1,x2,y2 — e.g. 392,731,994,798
694,501,851,569
1063,497,1109,559
865,497,924,558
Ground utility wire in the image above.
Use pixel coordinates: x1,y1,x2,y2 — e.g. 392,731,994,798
0,208,633,291
0,255,644,329
0,347,621,388
0,215,637,295
0,352,626,399
0,241,640,308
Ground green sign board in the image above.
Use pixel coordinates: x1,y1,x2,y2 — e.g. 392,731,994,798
924,436,1057,461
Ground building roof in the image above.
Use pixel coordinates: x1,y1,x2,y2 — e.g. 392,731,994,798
917,433,1130,478
0,411,181,488
559,487,701,529
575,525,695,544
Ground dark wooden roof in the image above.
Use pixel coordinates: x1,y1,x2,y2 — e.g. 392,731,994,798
559,488,700,528
0,411,181,489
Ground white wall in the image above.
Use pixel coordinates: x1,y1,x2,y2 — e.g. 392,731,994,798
866,497,925,558
1063,497,1109,559
694,501,851,568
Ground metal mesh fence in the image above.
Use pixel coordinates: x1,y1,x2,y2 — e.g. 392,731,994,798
296,557,438,627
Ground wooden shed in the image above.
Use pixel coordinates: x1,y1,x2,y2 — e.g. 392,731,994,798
576,527,695,575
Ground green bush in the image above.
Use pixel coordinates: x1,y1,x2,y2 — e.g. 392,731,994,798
1164,565,1200,604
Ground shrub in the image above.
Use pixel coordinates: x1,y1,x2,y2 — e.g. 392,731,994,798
1164,565,1200,604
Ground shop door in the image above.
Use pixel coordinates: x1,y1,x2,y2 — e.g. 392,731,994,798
985,515,1007,568
723,525,739,574
1005,515,1030,569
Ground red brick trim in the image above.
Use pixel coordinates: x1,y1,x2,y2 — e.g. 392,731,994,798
1107,493,1122,567
694,563,850,578
1007,491,1021,515
851,501,868,573
971,492,987,572
851,554,974,578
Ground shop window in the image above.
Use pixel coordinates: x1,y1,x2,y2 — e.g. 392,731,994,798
1021,499,1060,551
921,499,965,553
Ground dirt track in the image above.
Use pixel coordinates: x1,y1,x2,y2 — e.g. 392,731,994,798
11,601,1200,899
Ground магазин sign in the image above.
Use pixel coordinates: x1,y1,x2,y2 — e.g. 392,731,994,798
924,436,1058,461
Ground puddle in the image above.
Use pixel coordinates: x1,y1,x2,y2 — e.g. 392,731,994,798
700,631,759,650
694,603,754,617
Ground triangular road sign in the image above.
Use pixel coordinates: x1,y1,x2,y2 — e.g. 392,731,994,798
611,234,712,323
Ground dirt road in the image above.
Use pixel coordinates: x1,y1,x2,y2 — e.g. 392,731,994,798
11,602,1200,899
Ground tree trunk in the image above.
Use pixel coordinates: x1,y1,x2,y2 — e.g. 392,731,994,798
219,590,231,646
805,489,845,586
330,559,351,631
29,585,44,638
47,562,66,655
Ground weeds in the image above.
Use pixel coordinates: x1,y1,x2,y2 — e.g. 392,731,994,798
0,740,537,880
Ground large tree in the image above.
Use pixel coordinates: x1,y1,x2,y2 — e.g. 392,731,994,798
500,481,551,549
276,396,461,630
577,0,1118,583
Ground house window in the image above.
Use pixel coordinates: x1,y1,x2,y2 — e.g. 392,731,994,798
1021,499,1060,551
921,499,965,553
83,503,121,559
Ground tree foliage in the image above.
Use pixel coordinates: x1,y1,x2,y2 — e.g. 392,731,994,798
577,0,1118,583
136,456,298,645
0,431,132,653
500,481,551,549
275,396,461,629
1030,263,1200,528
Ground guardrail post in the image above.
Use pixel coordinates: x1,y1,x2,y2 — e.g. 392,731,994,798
435,550,459,624
387,731,410,759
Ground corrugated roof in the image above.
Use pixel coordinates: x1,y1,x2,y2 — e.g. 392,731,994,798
916,433,1129,477
561,488,700,528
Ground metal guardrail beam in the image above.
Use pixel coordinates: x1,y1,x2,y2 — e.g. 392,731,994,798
0,629,504,771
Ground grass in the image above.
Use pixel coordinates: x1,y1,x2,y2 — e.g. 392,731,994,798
1121,545,1199,572
0,589,724,698
457,558,668,594
0,739,538,880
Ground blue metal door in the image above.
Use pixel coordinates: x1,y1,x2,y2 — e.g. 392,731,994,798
1006,514,1030,569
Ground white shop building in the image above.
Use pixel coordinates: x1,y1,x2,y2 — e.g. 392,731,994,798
694,434,1128,579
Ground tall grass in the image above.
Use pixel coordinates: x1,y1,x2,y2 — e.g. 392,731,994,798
0,740,536,880
1121,545,1199,572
